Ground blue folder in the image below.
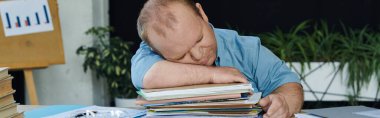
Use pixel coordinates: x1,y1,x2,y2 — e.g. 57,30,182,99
24,105,86,118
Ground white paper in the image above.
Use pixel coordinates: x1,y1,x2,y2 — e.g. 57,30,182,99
295,113,323,118
44,106,146,118
143,84,253,97
246,92,261,104
354,110,380,118
0,0,54,37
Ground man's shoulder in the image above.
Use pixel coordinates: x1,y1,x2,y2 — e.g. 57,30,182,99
214,28,261,48
214,28,239,39
133,41,157,56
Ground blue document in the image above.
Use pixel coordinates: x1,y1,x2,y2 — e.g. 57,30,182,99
25,105,86,118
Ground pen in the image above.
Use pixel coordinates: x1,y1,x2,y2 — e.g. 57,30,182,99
307,113,327,118
75,111,97,118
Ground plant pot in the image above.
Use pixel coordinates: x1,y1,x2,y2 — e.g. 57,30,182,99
114,97,140,108
288,62,378,101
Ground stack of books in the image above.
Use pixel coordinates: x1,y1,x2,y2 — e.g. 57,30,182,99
136,83,262,117
0,67,23,118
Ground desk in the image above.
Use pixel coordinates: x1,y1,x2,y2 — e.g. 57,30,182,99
18,105,379,118
303,106,379,118
19,105,146,118
17,105,46,113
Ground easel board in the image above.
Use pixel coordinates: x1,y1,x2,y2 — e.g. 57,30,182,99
0,0,65,70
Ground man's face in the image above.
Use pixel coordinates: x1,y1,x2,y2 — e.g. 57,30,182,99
148,3,217,66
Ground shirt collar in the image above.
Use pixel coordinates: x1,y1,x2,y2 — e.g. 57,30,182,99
209,23,224,66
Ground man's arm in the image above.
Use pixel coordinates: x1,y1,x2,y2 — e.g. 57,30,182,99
143,61,248,89
251,40,303,118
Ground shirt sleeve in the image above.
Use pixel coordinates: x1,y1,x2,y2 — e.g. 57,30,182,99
254,42,301,97
131,41,164,90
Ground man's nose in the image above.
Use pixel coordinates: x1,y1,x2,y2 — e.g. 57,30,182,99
190,47,203,61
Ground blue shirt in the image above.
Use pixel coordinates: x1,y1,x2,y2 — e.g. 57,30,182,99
131,28,300,97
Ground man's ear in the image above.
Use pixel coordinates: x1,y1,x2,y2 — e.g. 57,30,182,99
195,3,209,23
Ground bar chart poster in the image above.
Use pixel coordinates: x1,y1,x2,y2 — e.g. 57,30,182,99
0,0,53,37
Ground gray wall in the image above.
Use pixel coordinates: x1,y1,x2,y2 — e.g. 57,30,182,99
30,0,109,105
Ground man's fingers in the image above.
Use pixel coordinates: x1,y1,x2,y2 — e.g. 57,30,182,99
266,98,281,116
270,104,288,118
259,96,271,111
236,77,249,83
213,67,249,84
230,72,248,83
264,94,290,118
263,114,270,118
242,80,249,83
237,74,248,83
240,77,249,83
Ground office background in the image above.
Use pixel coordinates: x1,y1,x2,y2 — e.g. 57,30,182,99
10,0,380,108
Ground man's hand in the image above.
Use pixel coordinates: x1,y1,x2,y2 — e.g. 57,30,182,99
258,83,304,118
259,93,291,118
210,67,249,84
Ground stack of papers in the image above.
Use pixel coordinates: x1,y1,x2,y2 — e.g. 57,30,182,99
0,67,23,118
136,83,262,117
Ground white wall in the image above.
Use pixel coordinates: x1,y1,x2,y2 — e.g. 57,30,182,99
30,0,109,105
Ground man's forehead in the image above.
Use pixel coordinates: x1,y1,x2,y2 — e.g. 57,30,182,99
158,26,201,59
154,22,202,59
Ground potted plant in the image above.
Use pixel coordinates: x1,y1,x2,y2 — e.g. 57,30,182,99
76,27,138,107
259,20,380,105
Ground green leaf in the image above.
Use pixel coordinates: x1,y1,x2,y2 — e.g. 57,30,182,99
112,54,117,61
95,60,100,67
103,49,110,57
88,52,94,58
116,66,121,76
121,69,127,75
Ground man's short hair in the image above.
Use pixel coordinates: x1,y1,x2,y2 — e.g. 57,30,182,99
137,0,201,47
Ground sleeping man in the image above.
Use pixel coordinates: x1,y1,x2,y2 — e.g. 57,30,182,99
131,0,304,117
